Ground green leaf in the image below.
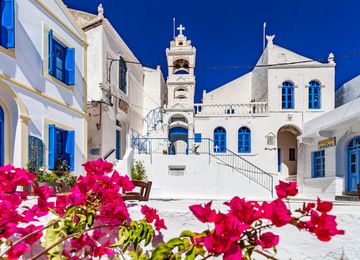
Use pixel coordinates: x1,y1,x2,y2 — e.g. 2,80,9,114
86,214,94,226
150,244,171,260
180,230,195,238
65,205,76,215
166,238,184,250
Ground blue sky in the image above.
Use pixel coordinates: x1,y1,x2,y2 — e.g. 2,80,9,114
64,0,360,102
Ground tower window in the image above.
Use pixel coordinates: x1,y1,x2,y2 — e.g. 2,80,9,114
282,81,294,109
179,41,183,46
309,80,321,109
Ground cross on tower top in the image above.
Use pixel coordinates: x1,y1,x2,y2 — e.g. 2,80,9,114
177,24,186,35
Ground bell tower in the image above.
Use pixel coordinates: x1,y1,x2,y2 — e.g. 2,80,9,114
166,24,196,109
163,24,196,140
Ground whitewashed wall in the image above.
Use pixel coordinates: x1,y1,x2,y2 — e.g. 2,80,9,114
0,0,87,174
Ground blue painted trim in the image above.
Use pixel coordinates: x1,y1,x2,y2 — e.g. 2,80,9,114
312,150,325,178
238,127,251,153
0,105,4,166
346,136,360,192
281,81,294,109
214,127,226,153
194,133,202,143
119,57,127,94
65,48,75,85
309,81,321,109
0,0,15,49
66,130,75,171
48,124,56,170
116,129,120,160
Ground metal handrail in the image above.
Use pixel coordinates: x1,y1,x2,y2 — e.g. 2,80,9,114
103,149,116,160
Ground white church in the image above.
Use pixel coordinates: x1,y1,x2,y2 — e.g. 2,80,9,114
1,1,359,201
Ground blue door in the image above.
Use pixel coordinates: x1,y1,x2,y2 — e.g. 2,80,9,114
277,148,281,172
347,137,360,192
214,127,226,153
0,106,4,166
168,127,188,155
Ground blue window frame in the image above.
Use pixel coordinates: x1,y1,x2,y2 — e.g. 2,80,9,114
119,57,127,94
214,127,226,153
0,0,15,49
194,133,202,143
309,80,321,109
48,30,75,85
48,125,75,171
0,105,4,166
282,81,294,109
238,127,251,153
116,129,120,160
312,150,325,178
347,136,360,192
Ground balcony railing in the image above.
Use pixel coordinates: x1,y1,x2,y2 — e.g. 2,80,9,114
194,102,268,117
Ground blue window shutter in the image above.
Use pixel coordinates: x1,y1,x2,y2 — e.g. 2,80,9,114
65,48,75,85
48,124,56,170
116,130,120,160
48,30,54,75
65,130,75,171
194,133,202,143
0,0,14,48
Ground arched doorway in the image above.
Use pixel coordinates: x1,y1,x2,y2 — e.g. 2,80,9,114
347,136,360,192
0,105,3,166
168,127,188,155
277,125,301,179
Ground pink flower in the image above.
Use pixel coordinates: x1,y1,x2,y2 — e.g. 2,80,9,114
258,232,279,249
141,205,158,223
6,241,28,260
33,185,54,200
71,234,96,251
53,195,70,216
307,211,344,242
189,201,217,223
82,159,113,176
18,225,43,245
316,198,333,213
90,240,115,257
262,199,291,227
111,171,135,192
154,217,167,231
225,197,262,225
275,181,298,199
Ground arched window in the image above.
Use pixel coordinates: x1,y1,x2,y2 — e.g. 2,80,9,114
238,127,251,153
119,57,127,94
214,127,226,153
309,81,321,109
282,81,294,109
0,106,4,166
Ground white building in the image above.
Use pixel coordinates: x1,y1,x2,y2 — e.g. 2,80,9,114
298,76,360,200
69,5,166,169
130,28,336,199
0,0,87,174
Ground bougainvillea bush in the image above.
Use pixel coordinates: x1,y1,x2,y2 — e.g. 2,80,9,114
0,159,344,259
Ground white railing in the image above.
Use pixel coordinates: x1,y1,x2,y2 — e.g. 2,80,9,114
194,102,268,117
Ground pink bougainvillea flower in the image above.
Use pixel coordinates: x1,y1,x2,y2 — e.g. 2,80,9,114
154,216,167,231
33,185,54,200
0,165,35,193
71,233,96,251
262,199,291,227
258,232,280,249
189,201,217,223
225,197,262,225
111,171,135,192
223,243,242,260
18,225,43,245
307,211,344,242
82,158,113,175
53,195,70,216
275,181,298,199
90,240,115,257
141,205,158,223
316,198,333,213
6,241,28,260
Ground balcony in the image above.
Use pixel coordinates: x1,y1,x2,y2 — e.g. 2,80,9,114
194,102,268,117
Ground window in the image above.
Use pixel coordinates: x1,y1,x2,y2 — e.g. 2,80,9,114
309,80,321,109
0,0,15,49
48,125,75,171
238,127,251,153
289,148,296,161
194,133,202,143
0,105,4,166
116,129,120,160
119,57,127,94
214,127,226,153
225,108,235,114
48,30,75,85
312,150,325,178
282,81,294,109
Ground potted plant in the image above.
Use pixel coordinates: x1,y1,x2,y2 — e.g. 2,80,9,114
130,160,147,182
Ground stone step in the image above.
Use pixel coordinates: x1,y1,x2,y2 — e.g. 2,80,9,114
335,195,360,202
